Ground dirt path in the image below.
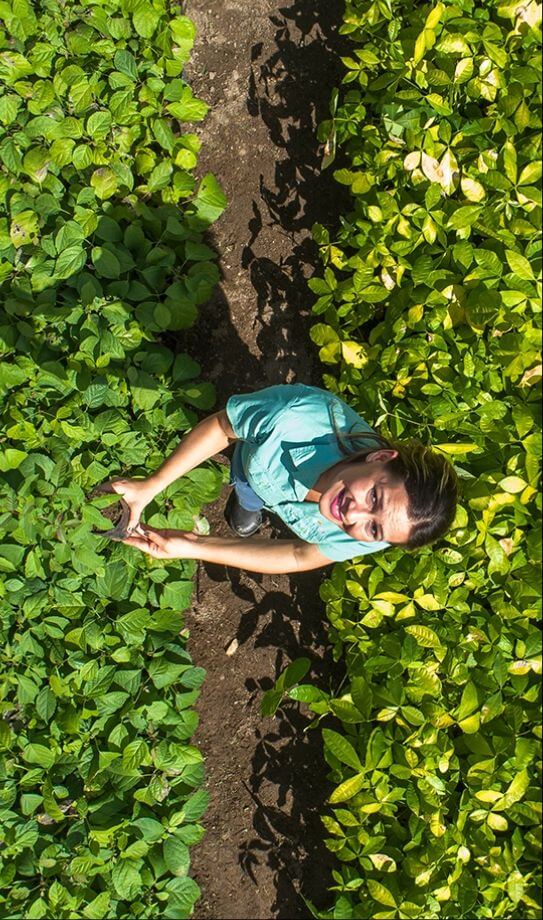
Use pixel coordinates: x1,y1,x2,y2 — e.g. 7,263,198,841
183,2,348,917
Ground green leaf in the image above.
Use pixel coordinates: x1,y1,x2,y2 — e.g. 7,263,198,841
133,7,160,38
111,860,142,900
92,246,121,279
191,173,227,224
330,695,368,722
148,658,187,689
170,16,197,59
42,778,65,822
87,111,112,141
73,144,94,170
114,50,138,80
473,249,502,276
167,86,209,122
148,160,173,192
94,216,122,243
181,789,209,822
495,769,530,810
0,448,28,470
289,684,328,703
518,161,542,186
487,812,508,831
82,892,111,920
454,57,474,84
164,877,201,920
10,209,39,247
260,688,283,717
500,475,527,494
95,561,132,599
350,675,373,719
465,288,501,327
457,681,479,720
447,205,483,230
277,657,311,691
23,743,55,770
357,285,389,303
323,729,363,772
404,624,442,649
505,250,535,281
0,94,21,125
163,836,190,876
36,687,57,721
367,879,397,908
461,176,486,201
55,245,87,280
329,772,366,804
90,167,118,200
153,119,176,153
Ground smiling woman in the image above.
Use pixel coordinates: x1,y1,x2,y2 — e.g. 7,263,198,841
309,450,412,545
103,384,459,574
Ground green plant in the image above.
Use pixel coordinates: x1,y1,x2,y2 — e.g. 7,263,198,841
260,657,317,716
0,1,226,917
308,0,542,917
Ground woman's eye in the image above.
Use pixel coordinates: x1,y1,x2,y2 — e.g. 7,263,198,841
370,487,377,509
372,522,378,539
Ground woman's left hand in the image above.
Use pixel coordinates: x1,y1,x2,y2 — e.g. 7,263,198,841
121,525,199,560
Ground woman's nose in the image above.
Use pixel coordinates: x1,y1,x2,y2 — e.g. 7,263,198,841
343,495,365,525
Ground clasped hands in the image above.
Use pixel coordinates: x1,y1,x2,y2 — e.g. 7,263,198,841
100,478,199,560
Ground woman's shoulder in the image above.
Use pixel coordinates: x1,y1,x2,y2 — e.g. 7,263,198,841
243,382,357,411
228,383,373,440
287,384,371,429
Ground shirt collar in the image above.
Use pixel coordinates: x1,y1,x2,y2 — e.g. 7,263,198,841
282,436,343,502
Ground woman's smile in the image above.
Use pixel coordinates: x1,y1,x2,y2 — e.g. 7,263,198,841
329,486,346,522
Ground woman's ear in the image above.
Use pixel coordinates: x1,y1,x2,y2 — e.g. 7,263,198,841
365,448,399,463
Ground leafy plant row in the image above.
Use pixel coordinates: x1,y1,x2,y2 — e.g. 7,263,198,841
0,2,226,918
305,0,541,917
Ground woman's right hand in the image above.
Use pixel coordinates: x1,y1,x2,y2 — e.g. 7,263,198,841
121,525,200,560
106,478,157,532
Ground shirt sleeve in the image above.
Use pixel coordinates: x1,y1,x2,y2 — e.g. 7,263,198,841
315,536,390,562
225,384,306,444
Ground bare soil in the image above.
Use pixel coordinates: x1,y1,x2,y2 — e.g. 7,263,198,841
182,2,350,917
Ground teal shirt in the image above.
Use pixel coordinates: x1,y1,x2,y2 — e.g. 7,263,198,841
225,384,390,562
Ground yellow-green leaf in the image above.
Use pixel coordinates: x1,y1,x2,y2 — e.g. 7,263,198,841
434,442,478,455
342,341,368,368
367,879,397,907
329,773,366,804
499,475,527,493
475,789,502,803
505,250,535,280
458,713,480,733
461,176,486,201
405,624,442,648
487,812,508,831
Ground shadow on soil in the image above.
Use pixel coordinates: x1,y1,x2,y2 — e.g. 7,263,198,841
200,549,344,918
187,1,351,916
243,0,350,381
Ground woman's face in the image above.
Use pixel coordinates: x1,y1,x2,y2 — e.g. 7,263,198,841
317,450,412,544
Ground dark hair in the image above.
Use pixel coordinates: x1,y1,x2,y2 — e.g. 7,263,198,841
330,408,459,549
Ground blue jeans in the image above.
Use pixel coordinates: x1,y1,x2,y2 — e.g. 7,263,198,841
229,445,265,512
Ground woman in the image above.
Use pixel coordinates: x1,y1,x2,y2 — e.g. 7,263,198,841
105,384,458,573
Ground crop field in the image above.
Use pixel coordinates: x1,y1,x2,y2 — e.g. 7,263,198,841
0,2,225,917
306,1,542,916
0,1,541,919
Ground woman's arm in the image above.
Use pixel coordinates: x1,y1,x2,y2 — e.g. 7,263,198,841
108,409,236,530
121,527,333,574
145,409,235,496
